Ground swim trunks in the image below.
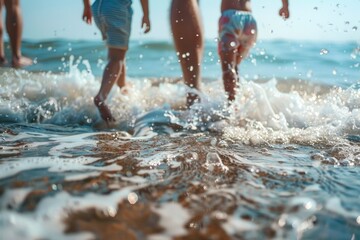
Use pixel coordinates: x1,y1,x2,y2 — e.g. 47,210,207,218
218,10,257,57
92,0,133,49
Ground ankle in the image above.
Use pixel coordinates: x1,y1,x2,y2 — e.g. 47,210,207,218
0,56,6,63
94,95,104,106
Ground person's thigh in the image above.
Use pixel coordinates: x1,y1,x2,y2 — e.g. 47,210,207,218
4,0,20,8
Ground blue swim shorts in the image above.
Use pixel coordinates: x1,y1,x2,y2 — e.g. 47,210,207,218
92,0,133,49
218,10,257,57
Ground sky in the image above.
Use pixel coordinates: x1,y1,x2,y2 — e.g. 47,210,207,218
18,0,360,42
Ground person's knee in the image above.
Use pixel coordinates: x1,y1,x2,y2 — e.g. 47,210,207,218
108,57,124,64
108,48,126,61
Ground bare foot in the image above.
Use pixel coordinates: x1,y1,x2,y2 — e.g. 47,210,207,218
94,95,116,124
12,56,33,68
0,56,8,67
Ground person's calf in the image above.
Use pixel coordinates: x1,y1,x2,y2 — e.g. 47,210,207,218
222,69,238,102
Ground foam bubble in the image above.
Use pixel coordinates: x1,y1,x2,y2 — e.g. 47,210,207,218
151,202,190,238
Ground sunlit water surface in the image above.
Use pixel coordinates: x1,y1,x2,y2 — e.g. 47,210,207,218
0,39,360,239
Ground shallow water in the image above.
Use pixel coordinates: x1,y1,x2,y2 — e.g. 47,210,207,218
1,39,360,239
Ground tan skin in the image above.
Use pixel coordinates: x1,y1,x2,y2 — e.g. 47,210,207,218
83,0,150,124
0,0,32,68
219,0,289,102
170,0,203,107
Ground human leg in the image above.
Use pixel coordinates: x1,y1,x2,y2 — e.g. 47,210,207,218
4,0,31,68
0,0,6,65
170,0,203,106
220,50,238,103
116,61,126,89
94,48,126,123
218,11,257,103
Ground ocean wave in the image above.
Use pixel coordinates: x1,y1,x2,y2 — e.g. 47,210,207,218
1,59,360,147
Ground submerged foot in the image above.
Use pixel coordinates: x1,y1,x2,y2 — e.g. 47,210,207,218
12,56,33,68
94,96,116,124
186,93,200,108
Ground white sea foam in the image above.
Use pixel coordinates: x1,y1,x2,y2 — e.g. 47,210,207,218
0,188,32,210
0,186,142,240
1,62,360,143
0,156,121,179
222,216,258,234
325,197,360,219
150,202,191,239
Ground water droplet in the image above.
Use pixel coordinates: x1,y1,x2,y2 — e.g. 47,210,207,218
251,29,256,35
357,216,360,224
128,192,138,204
304,201,314,210
47,47,53,51
278,216,287,227
332,69,337,75
139,54,143,59
320,48,329,55
189,66,194,72
307,70,313,78
230,41,236,47
352,26,358,31
313,6,318,10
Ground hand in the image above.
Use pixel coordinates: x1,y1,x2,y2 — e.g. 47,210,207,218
142,16,151,33
83,7,92,24
279,7,290,19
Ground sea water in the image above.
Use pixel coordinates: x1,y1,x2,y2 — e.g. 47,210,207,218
0,39,360,239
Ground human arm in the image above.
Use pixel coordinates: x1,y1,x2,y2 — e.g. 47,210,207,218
279,0,290,19
140,0,151,33
82,0,92,24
